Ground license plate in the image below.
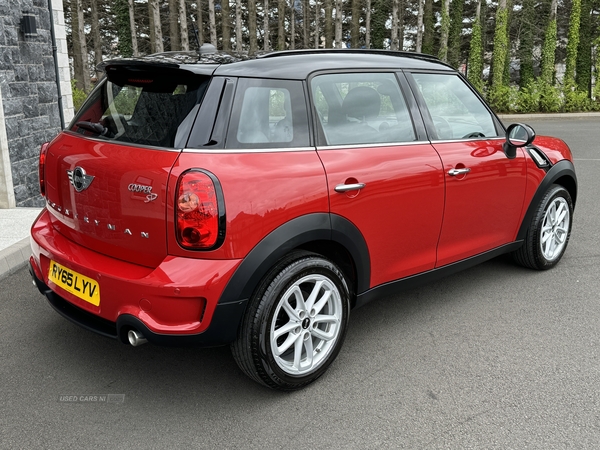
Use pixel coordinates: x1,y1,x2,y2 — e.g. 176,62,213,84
48,260,100,307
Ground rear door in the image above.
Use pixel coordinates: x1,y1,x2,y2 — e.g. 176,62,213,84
311,72,445,288
406,72,527,267
43,64,211,267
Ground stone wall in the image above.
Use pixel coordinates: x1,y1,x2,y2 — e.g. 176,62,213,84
0,0,73,207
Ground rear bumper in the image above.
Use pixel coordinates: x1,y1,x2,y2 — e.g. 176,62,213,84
30,209,246,346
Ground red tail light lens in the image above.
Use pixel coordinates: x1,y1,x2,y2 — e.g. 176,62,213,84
39,142,49,197
176,170,224,250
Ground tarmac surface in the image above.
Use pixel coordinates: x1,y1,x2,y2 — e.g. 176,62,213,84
0,112,598,280
1,114,599,448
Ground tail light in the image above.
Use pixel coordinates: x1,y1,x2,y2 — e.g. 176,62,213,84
175,169,225,250
39,142,49,197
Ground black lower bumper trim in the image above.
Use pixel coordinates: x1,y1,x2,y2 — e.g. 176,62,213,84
30,261,248,347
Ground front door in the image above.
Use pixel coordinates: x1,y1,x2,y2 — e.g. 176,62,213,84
407,72,527,267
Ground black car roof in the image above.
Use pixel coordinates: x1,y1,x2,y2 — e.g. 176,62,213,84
102,49,454,80
214,50,453,79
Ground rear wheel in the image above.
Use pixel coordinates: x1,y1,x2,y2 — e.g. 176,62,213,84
231,251,350,390
513,184,573,270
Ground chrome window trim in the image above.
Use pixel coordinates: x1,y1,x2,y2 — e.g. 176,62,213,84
429,137,505,144
183,146,316,154
317,140,431,150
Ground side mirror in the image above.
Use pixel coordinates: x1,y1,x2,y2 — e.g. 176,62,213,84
503,123,535,159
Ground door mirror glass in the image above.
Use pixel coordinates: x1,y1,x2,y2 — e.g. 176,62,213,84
504,123,535,159
506,123,535,147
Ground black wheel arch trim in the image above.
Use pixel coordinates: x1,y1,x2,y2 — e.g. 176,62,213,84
516,159,577,241
218,213,371,307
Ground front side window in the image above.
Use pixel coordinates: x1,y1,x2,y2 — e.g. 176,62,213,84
410,73,500,140
70,68,209,148
226,78,309,149
311,72,416,146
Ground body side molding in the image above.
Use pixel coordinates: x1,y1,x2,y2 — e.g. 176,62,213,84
355,242,522,309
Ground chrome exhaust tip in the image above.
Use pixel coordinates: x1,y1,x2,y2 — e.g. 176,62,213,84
128,329,148,346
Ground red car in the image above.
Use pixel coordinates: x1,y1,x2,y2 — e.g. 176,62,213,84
30,49,576,390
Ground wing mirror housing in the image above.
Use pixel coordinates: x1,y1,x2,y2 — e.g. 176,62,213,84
503,123,535,159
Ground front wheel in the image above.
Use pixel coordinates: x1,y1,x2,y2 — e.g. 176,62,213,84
513,184,573,270
231,251,350,390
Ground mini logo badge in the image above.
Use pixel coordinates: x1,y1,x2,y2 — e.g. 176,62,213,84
67,167,94,192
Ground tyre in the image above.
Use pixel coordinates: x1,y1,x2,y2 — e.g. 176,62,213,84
513,184,573,270
231,251,350,390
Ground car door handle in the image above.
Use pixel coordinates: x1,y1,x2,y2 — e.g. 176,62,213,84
334,183,366,193
448,168,471,176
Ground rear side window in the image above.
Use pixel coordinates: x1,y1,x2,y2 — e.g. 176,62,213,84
70,67,209,148
310,72,416,146
226,78,310,149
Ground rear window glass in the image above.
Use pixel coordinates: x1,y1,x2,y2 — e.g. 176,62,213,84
70,68,209,148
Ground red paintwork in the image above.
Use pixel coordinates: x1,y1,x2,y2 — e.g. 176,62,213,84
31,128,575,338
44,132,178,268
532,135,574,165
30,209,241,334
317,144,445,287
432,139,528,267
166,150,329,259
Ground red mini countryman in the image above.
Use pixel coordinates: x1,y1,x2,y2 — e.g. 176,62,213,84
30,49,576,390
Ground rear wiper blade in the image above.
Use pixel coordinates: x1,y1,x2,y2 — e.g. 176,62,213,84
76,121,110,136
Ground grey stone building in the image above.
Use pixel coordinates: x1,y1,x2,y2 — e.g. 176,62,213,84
0,0,73,208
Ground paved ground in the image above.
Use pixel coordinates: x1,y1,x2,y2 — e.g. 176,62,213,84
1,116,599,448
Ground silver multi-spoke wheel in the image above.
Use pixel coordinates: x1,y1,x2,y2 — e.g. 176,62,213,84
231,251,350,390
540,197,570,261
270,275,343,376
513,184,573,270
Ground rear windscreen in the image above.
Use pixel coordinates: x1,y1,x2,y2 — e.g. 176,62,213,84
70,67,209,148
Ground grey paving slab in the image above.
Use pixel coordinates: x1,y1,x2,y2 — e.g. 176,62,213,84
0,208,41,280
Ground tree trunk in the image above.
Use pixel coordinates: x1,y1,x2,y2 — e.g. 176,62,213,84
438,0,450,62
303,0,309,48
249,0,257,54
264,0,270,51
291,0,296,49
415,0,424,52
564,0,581,88
334,0,342,48
351,0,360,49
540,0,557,86
208,0,217,47
325,0,333,48
91,0,102,78
236,0,243,52
467,0,483,92
518,0,534,87
576,0,591,95
391,0,398,50
314,0,320,48
448,0,465,68
169,0,180,50
196,0,204,46
128,0,139,56
149,0,164,52
491,0,508,89
179,0,189,50
422,0,433,54
222,0,231,50
278,0,285,50
72,0,90,92
365,0,371,48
